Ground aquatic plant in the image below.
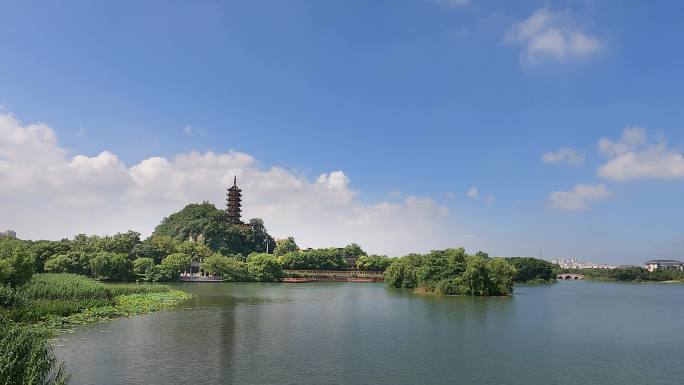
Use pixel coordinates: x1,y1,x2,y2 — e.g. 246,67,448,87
0,317,70,385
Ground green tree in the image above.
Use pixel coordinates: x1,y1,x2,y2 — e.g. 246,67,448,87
133,258,155,275
343,243,366,257
0,241,35,287
487,258,516,295
246,253,282,281
44,251,91,275
505,257,555,282
146,265,177,282
29,239,72,273
90,252,132,281
274,237,298,256
203,254,249,281
0,316,70,385
160,253,192,274
459,255,491,296
356,255,391,271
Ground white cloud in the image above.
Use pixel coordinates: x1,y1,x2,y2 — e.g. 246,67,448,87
504,7,601,65
550,184,612,211
467,186,479,199
542,147,585,166
597,127,684,181
182,125,206,136
0,112,462,256
486,194,495,204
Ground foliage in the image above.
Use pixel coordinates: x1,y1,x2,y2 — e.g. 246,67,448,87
152,202,275,256
246,253,283,281
273,237,298,256
0,274,187,384
177,241,213,262
20,274,112,301
384,249,517,296
343,243,366,257
131,235,178,264
566,266,684,282
62,290,191,325
0,317,70,385
132,257,155,274
506,257,556,282
0,239,35,287
383,254,423,288
29,240,72,273
355,255,391,271
146,265,178,282
278,248,348,270
160,253,191,274
44,251,91,276
89,252,132,281
203,254,249,281
104,283,170,297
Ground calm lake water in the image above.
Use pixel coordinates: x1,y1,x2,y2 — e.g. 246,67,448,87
55,281,684,385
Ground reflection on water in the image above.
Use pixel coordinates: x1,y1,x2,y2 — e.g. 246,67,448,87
56,281,684,385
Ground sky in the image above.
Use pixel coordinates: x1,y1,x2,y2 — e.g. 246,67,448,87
2,0,684,263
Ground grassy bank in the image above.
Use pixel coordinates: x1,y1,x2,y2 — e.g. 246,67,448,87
1,274,191,384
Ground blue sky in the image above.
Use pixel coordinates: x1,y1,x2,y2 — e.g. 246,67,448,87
1,0,684,263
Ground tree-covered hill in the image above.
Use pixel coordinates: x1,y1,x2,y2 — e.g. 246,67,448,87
153,202,275,256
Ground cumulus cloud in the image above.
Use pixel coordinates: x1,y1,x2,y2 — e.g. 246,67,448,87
550,184,612,211
542,147,585,166
466,187,479,199
0,112,461,256
597,127,684,181
504,7,601,65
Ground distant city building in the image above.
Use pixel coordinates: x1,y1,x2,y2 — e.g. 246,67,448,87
551,258,616,270
0,230,17,239
226,175,243,224
644,259,684,272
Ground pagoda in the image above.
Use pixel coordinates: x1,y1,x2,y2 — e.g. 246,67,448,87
226,175,243,224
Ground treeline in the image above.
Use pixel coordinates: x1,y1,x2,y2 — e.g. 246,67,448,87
0,203,282,286
273,239,391,271
564,266,684,282
505,257,556,283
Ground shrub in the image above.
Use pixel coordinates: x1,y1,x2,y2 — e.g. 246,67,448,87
0,317,70,385
0,240,35,287
132,258,155,274
90,252,132,281
44,251,91,276
203,254,249,281
246,253,282,281
146,265,178,282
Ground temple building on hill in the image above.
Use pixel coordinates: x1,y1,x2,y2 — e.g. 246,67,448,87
227,175,243,224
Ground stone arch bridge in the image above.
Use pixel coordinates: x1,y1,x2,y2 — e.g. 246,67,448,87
557,273,584,280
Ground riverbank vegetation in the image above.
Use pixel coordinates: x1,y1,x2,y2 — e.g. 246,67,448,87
563,266,684,282
505,257,557,283
1,274,190,384
383,248,517,296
